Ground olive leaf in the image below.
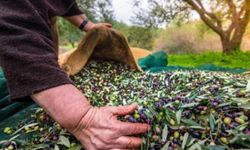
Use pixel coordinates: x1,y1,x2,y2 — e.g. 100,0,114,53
182,119,202,127
58,136,71,148
162,124,168,142
54,144,60,150
209,113,216,132
207,145,228,150
182,132,189,149
176,110,182,125
181,102,199,108
161,141,170,150
189,143,202,150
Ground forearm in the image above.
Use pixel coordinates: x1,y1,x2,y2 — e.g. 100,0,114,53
31,84,92,130
64,14,94,31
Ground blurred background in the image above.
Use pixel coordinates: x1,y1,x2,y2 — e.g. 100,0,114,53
57,0,250,69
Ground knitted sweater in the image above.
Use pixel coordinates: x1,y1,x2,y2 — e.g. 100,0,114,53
0,0,83,100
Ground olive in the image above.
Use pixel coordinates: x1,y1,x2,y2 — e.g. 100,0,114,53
152,135,159,141
170,119,176,126
201,110,206,115
143,101,148,106
7,145,14,150
155,127,161,134
225,113,234,118
128,116,136,123
180,136,184,141
220,137,229,144
3,127,13,135
34,126,39,131
133,113,140,119
192,132,201,139
235,117,245,124
223,117,232,125
239,115,248,121
174,131,180,138
211,101,219,107
169,136,174,140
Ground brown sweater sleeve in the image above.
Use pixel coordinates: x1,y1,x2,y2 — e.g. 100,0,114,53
62,2,83,17
0,0,74,101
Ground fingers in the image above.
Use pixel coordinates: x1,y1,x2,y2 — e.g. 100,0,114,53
95,23,112,29
118,122,149,136
115,136,143,149
111,149,139,150
111,103,138,116
103,23,112,28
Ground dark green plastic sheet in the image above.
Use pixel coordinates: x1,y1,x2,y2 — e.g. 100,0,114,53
138,51,247,74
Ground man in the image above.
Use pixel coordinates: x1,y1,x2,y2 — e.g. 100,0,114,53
0,0,149,149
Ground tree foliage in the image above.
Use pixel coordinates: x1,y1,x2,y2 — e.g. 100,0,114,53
132,0,190,28
127,26,156,50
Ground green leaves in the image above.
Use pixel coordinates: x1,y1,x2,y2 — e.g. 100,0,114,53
209,113,216,132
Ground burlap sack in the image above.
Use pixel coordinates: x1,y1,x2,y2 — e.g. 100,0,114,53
59,27,151,76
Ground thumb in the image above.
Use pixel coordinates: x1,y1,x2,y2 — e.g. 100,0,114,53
111,103,138,116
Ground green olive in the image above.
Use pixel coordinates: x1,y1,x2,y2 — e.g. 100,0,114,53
174,131,180,138
7,145,14,150
240,115,248,121
133,113,140,119
34,126,39,131
223,117,232,125
170,119,176,126
180,136,184,141
235,117,245,124
169,136,174,140
220,137,229,144
3,127,13,135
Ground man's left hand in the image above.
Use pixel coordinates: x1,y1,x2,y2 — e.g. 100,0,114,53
84,22,112,32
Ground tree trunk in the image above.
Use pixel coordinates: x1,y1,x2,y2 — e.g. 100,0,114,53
220,36,241,54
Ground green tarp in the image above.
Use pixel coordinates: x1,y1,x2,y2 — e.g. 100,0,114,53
138,51,247,74
0,51,248,140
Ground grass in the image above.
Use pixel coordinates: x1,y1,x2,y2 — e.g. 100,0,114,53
168,51,250,69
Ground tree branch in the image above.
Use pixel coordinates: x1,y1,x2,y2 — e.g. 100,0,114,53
183,0,223,36
227,0,237,17
231,1,250,43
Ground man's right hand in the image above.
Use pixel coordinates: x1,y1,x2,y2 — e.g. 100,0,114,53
70,103,149,150
32,84,149,150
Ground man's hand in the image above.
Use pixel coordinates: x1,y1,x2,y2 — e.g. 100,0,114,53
84,22,112,32
32,84,149,150
71,103,149,150
64,14,112,32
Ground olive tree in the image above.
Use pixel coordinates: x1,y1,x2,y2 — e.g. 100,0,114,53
134,0,250,54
